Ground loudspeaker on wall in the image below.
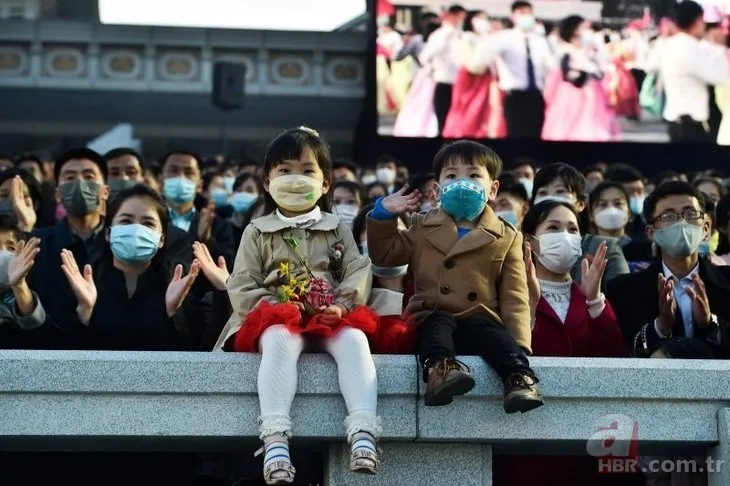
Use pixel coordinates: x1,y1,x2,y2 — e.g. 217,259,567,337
211,62,246,111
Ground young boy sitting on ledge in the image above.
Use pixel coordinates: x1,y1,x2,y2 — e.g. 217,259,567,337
367,140,543,413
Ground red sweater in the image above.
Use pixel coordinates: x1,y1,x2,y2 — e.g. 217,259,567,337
494,283,636,486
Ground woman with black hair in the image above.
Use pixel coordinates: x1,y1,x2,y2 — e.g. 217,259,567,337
531,163,629,288
588,181,654,270
542,14,620,141
229,172,264,244
59,184,201,350
496,199,631,486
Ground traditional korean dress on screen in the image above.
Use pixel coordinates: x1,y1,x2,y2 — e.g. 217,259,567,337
606,56,640,119
392,66,439,137
542,45,620,142
442,32,506,139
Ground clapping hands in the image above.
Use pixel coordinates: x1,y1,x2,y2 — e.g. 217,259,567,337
60,249,96,325
192,242,229,291
8,238,40,287
165,261,200,317
579,241,608,301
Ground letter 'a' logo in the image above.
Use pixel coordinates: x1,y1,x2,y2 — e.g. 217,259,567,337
586,414,639,458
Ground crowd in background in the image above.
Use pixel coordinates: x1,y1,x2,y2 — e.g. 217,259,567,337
1,131,729,485
377,0,730,144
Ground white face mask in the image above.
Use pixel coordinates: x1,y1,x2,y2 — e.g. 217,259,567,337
376,167,396,185
515,14,535,32
594,207,629,231
536,232,583,274
472,17,491,35
0,249,14,290
268,174,323,212
334,203,359,227
361,175,377,186
534,194,574,206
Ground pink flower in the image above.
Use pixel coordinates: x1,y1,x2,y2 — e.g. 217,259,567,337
307,277,335,309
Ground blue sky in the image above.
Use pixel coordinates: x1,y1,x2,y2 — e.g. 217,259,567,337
98,0,367,31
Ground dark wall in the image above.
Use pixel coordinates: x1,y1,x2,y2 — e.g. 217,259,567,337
369,137,730,177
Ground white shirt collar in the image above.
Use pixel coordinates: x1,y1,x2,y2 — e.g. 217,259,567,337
661,261,699,283
275,206,322,228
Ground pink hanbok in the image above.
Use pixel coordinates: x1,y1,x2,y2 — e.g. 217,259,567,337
542,48,620,142
441,33,506,139
392,68,438,137
605,58,640,119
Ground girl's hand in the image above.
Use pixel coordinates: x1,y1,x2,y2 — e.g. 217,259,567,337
381,185,421,216
319,304,346,325
165,261,200,317
192,242,230,291
60,249,96,325
580,241,608,301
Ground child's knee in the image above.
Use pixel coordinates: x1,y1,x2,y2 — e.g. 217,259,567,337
334,327,370,351
260,325,304,357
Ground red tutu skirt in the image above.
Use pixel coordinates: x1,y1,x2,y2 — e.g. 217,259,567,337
232,301,414,354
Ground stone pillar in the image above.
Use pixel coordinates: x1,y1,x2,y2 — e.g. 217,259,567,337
708,408,730,486
326,442,492,486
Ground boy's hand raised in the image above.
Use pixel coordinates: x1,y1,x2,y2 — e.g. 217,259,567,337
381,185,421,216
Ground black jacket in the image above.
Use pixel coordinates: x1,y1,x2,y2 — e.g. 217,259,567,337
606,257,730,358
75,259,196,351
17,218,107,348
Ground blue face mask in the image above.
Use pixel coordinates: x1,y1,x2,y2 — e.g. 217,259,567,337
653,221,706,259
699,240,711,256
629,196,645,216
163,177,197,205
519,178,533,199
223,177,235,193
210,188,229,207
439,178,487,222
496,210,519,226
231,192,258,213
110,224,162,264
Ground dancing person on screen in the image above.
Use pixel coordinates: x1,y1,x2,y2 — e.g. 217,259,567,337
392,20,442,138
649,0,728,142
541,15,620,142
419,5,467,133
442,10,506,139
215,127,381,485
473,1,553,139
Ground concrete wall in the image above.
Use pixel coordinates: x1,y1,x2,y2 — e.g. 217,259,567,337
1,351,729,485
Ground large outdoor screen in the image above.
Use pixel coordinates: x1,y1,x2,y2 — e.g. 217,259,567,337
376,0,729,144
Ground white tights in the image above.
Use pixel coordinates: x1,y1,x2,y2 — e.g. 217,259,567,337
257,325,381,441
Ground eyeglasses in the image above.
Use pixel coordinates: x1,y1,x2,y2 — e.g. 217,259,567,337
653,209,705,224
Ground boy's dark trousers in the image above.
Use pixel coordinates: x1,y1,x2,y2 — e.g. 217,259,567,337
418,310,534,382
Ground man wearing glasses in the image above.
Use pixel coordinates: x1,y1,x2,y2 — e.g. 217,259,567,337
607,181,730,357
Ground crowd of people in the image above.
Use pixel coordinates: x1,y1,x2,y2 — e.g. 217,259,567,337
377,0,730,144
1,128,729,485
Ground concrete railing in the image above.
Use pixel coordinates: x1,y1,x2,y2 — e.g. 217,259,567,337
1,351,730,485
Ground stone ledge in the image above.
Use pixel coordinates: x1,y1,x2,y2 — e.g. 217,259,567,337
0,351,418,445
0,351,728,453
419,357,730,452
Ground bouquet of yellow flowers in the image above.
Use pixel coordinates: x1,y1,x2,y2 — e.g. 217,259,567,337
277,235,336,315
